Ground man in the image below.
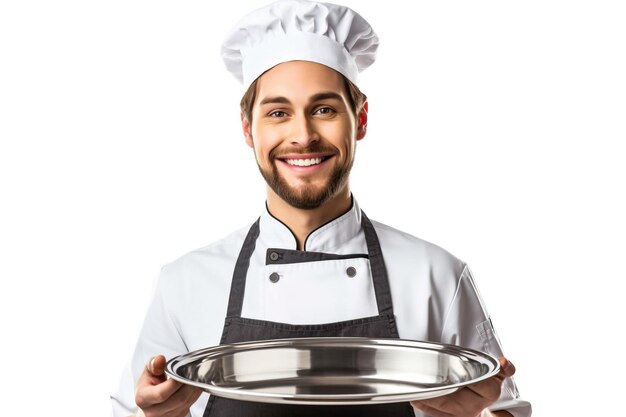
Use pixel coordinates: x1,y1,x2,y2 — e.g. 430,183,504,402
111,1,532,416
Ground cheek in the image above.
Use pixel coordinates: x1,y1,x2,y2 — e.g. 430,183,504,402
320,122,355,152
250,135,277,165
253,125,287,155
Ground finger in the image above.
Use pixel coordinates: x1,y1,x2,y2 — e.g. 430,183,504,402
411,392,454,410
466,357,515,400
136,378,184,408
175,385,202,412
410,400,455,417
138,355,170,388
179,387,202,414
170,393,201,417
414,387,486,415
147,355,167,376
496,357,516,380
142,385,202,416
466,376,503,402
440,387,486,411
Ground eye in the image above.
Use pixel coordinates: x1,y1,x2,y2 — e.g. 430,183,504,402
269,110,287,118
314,107,335,115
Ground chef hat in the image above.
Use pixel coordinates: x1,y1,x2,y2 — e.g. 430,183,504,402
220,0,379,89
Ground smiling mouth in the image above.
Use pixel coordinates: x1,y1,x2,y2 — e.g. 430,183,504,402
278,156,332,167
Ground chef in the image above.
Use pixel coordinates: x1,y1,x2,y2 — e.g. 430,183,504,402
111,1,532,416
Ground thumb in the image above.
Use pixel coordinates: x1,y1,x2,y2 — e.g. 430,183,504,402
497,357,516,380
147,355,167,377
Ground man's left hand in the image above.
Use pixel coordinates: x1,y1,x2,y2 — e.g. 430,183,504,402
410,357,515,417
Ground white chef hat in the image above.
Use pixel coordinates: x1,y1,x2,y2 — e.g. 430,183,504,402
220,0,379,89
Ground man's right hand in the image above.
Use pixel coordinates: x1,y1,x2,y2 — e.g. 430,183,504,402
134,355,202,417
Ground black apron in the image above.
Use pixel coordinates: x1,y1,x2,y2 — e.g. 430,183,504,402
203,211,415,417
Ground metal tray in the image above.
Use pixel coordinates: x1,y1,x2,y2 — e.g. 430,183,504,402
165,337,499,405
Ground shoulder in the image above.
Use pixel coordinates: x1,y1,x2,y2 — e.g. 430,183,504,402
143,222,255,350
368,217,470,340
370,218,466,280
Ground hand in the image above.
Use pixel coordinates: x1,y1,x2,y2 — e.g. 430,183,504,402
410,357,515,417
134,355,202,417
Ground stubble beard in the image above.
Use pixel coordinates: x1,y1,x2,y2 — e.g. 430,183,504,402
255,144,354,210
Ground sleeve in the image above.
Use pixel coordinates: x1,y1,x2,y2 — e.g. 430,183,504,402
110,267,191,417
440,264,532,417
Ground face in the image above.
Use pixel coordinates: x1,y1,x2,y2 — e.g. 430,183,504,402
242,61,367,210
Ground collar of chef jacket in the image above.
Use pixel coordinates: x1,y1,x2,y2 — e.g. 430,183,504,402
257,196,365,253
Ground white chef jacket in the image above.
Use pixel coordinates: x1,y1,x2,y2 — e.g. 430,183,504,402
111,198,531,417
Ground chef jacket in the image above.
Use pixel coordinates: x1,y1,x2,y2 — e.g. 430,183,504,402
111,197,532,417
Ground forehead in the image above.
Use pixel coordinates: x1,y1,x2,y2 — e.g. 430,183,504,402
254,61,348,104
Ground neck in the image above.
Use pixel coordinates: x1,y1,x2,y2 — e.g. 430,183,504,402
266,186,352,251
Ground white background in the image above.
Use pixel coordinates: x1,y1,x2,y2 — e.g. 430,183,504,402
1,0,624,415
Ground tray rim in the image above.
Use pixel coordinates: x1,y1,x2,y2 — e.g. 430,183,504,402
165,336,500,405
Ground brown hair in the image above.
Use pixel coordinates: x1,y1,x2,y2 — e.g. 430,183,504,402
240,73,367,125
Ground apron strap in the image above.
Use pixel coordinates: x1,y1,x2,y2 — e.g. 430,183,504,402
225,217,261,318
360,211,394,317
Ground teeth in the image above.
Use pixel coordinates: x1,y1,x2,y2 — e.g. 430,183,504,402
285,157,324,167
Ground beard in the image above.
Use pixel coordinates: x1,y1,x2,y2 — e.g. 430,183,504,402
256,142,354,210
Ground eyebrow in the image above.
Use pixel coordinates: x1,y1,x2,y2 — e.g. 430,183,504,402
259,91,344,106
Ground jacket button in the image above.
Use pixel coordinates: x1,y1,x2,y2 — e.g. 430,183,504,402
269,272,280,283
346,267,357,277
269,251,279,261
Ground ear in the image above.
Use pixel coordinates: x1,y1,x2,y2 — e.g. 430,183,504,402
356,101,368,141
241,113,254,148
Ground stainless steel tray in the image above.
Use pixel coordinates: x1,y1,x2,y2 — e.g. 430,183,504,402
165,337,499,405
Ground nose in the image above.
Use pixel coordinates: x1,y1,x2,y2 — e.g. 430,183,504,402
290,113,319,147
